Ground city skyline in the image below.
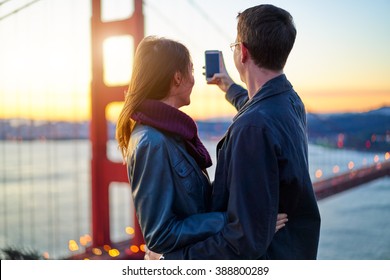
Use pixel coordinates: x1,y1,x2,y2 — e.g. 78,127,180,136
0,0,389,121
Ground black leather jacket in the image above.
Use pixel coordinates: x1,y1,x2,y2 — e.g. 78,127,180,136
127,124,226,253
165,74,321,259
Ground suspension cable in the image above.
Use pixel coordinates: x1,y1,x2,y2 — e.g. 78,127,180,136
0,0,42,22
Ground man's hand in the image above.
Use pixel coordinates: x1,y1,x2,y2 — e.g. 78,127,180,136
206,52,235,93
276,213,288,232
144,247,163,260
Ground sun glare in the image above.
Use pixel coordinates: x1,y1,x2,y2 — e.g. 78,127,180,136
103,36,134,87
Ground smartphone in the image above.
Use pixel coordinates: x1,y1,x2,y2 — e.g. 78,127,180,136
205,50,221,81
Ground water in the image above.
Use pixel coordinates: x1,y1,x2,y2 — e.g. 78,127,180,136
0,139,389,259
318,178,390,259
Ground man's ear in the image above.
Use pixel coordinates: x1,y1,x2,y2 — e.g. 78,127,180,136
241,43,249,63
173,71,182,86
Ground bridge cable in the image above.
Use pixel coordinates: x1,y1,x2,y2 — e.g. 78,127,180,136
186,0,232,43
0,0,42,22
142,0,203,51
0,0,13,7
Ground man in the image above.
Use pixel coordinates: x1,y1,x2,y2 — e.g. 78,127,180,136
149,4,321,259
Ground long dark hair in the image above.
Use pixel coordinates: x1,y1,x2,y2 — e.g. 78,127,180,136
116,36,192,159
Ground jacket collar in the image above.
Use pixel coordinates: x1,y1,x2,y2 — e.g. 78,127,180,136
233,74,292,121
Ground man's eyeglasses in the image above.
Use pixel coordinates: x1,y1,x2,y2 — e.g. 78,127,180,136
229,42,241,52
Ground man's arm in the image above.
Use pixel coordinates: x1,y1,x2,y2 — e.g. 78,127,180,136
225,83,249,111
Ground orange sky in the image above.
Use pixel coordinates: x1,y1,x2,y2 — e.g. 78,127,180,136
300,89,390,115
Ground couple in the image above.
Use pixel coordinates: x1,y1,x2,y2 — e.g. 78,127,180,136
116,4,321,260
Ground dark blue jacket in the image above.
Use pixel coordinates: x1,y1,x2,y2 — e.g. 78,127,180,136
165,74,321,259
127,124,226,254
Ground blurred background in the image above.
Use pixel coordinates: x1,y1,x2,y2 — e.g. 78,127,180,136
0,0,389,260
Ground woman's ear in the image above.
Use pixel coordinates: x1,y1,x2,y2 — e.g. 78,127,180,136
173,71,182,86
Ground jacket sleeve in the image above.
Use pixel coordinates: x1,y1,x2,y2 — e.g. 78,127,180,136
128,137,226,254
226,84,249,111
164,124,279,259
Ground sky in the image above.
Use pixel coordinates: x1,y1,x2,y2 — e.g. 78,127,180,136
0,0,389,121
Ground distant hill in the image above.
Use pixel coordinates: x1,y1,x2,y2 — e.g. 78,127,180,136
0,119,89,140
307,106,390,151
1,106,389,152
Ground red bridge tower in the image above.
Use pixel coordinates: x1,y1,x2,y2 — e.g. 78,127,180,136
90,0,144,259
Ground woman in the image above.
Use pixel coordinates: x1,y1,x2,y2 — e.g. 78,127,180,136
116,36,287,256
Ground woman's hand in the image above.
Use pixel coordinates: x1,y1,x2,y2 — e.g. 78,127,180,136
144,247,163,260
275,213,288,232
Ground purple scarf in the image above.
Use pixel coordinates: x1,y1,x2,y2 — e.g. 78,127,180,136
131,100,212,169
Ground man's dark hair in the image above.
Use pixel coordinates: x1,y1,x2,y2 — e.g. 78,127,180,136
237,4,296,71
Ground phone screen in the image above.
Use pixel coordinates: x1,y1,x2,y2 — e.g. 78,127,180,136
205,51,220,79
